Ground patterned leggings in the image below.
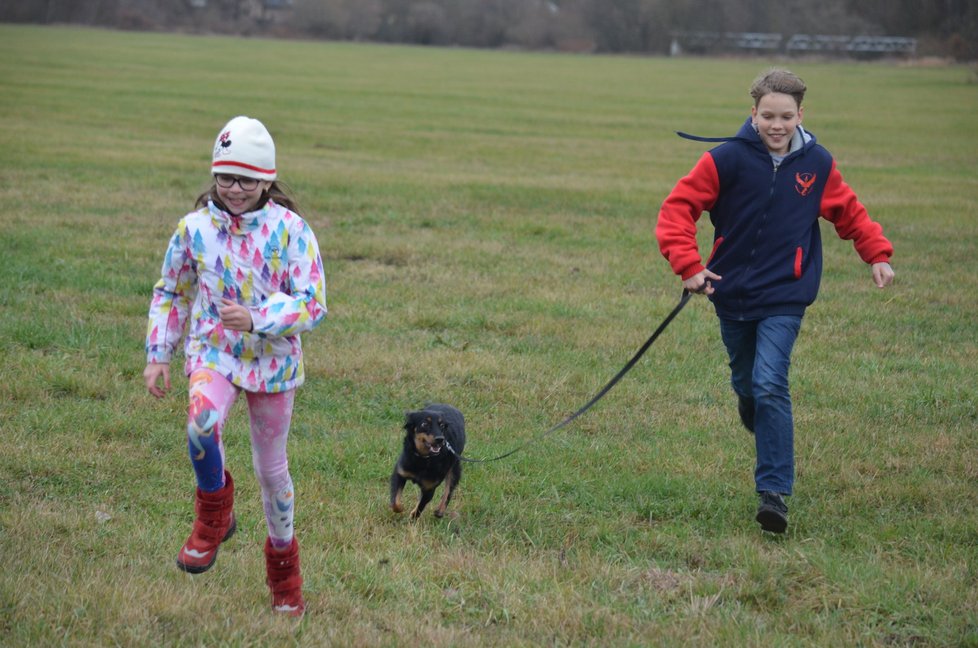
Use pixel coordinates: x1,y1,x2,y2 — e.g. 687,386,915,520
186,368,296,548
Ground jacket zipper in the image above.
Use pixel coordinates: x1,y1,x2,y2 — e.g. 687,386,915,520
736,161,780,319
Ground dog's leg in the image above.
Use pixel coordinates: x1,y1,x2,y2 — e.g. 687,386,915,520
434,475,453,518
390,469,407,513
411,488,435,519
435,461,461,518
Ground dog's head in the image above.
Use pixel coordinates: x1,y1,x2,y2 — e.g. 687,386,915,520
404,409,451,458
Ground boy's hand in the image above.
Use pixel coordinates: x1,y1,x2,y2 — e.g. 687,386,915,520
683,270,722,296
144,362,170,398
871,262,895,289
219,298,254,332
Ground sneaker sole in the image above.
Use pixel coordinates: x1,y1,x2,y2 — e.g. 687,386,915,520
756,510,787,534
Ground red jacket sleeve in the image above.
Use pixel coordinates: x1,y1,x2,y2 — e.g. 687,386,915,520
820,160,893,264
656,152,719,280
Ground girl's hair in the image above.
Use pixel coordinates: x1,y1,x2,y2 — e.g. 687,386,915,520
195,180,302,215
749,68,807,108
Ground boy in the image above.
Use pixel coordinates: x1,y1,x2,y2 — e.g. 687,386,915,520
655,69,894,533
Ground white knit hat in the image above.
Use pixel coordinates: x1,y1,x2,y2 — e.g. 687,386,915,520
211,116,277,181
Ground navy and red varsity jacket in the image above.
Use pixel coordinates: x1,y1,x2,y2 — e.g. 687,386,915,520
656,118,893,320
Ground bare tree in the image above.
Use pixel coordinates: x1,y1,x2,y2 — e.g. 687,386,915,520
291,0,382,40
1,0,975,59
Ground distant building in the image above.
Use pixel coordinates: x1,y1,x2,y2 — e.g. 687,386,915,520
671,31,916,58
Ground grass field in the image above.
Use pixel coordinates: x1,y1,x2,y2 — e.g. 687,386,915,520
1,23,976,646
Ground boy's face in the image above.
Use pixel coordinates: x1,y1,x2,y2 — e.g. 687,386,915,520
751,92,803,156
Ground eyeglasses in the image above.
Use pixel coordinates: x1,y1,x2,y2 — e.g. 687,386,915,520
214,174,260,191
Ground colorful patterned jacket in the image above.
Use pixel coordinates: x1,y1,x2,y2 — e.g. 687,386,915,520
146,199,327,392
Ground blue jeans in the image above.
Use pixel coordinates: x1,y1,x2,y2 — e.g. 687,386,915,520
719,315,802,495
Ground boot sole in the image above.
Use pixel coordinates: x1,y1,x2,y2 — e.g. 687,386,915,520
176,556,215,574
273,602,306,618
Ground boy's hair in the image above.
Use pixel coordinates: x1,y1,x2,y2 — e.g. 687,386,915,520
750,69,806,108
195,180,301,215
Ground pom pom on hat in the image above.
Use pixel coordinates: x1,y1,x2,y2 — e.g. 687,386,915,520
211,116,276,181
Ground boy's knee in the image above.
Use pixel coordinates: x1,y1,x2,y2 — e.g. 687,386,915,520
752,375,790,400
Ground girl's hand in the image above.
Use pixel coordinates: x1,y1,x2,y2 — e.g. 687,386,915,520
683,269,722,296
871,262,895,289
144,362,170,398
219,298,254,332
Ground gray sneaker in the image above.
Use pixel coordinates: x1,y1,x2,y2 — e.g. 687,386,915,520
756,491,788,533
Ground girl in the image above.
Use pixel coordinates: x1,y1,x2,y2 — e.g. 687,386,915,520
144,116,327,616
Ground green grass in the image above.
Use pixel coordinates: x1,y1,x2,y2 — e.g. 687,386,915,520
1,24,977,646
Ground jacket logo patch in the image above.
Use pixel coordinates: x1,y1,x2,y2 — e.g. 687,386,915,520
795,172,817,196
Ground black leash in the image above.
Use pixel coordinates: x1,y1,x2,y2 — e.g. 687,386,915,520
448,289,694,464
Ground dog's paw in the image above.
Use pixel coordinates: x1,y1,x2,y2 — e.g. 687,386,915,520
390,502,403,514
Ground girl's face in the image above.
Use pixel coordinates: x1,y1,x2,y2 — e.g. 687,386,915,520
751,92,803,156
214,174,271,215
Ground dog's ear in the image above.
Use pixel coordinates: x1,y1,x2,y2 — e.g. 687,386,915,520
403,410,419,432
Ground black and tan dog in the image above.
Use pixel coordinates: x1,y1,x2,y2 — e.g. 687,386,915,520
390,403,466,519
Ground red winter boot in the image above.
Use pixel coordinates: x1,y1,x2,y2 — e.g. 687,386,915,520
265,536,306,617
175,470,237,574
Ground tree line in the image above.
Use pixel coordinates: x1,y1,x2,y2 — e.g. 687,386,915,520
4,0,977,60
